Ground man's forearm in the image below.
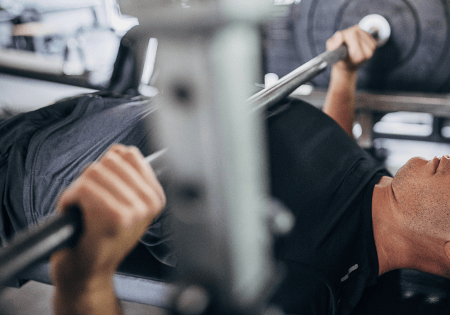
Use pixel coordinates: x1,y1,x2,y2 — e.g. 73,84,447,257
323,67,358,137
54,278,123,315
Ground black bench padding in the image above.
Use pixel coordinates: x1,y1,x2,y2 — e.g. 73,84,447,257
352,269,450,315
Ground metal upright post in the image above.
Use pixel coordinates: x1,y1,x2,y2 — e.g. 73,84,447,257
119,1,276,313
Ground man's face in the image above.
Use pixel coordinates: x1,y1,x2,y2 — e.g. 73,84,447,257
391,155,450,238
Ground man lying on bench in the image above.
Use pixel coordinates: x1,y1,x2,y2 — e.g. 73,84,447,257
3,25,450,315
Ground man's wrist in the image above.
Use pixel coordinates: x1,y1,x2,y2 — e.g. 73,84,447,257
54,276,122,315
331,66,358,83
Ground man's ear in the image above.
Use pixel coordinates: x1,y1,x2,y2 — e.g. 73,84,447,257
445,241,450,261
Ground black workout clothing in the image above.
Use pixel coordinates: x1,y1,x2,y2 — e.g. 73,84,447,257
267,99,390,315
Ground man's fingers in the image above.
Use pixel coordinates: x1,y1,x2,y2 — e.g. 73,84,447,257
57,144,166,233
358,28,377,58
343,29,365,64
326,31,344,51
110,145,162,192
57,176,125,236
106,145,166,212
93,148,165,226
360,28,377,48
326,25,377,71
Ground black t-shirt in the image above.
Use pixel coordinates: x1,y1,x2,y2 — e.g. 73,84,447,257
0,94,389,314
267,99,390,314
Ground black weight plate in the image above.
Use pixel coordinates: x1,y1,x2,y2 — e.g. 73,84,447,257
292,0,450,93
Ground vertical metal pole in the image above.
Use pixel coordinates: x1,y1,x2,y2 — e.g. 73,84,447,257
119,1,276,313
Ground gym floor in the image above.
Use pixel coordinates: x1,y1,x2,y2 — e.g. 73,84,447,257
0,281,168,315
